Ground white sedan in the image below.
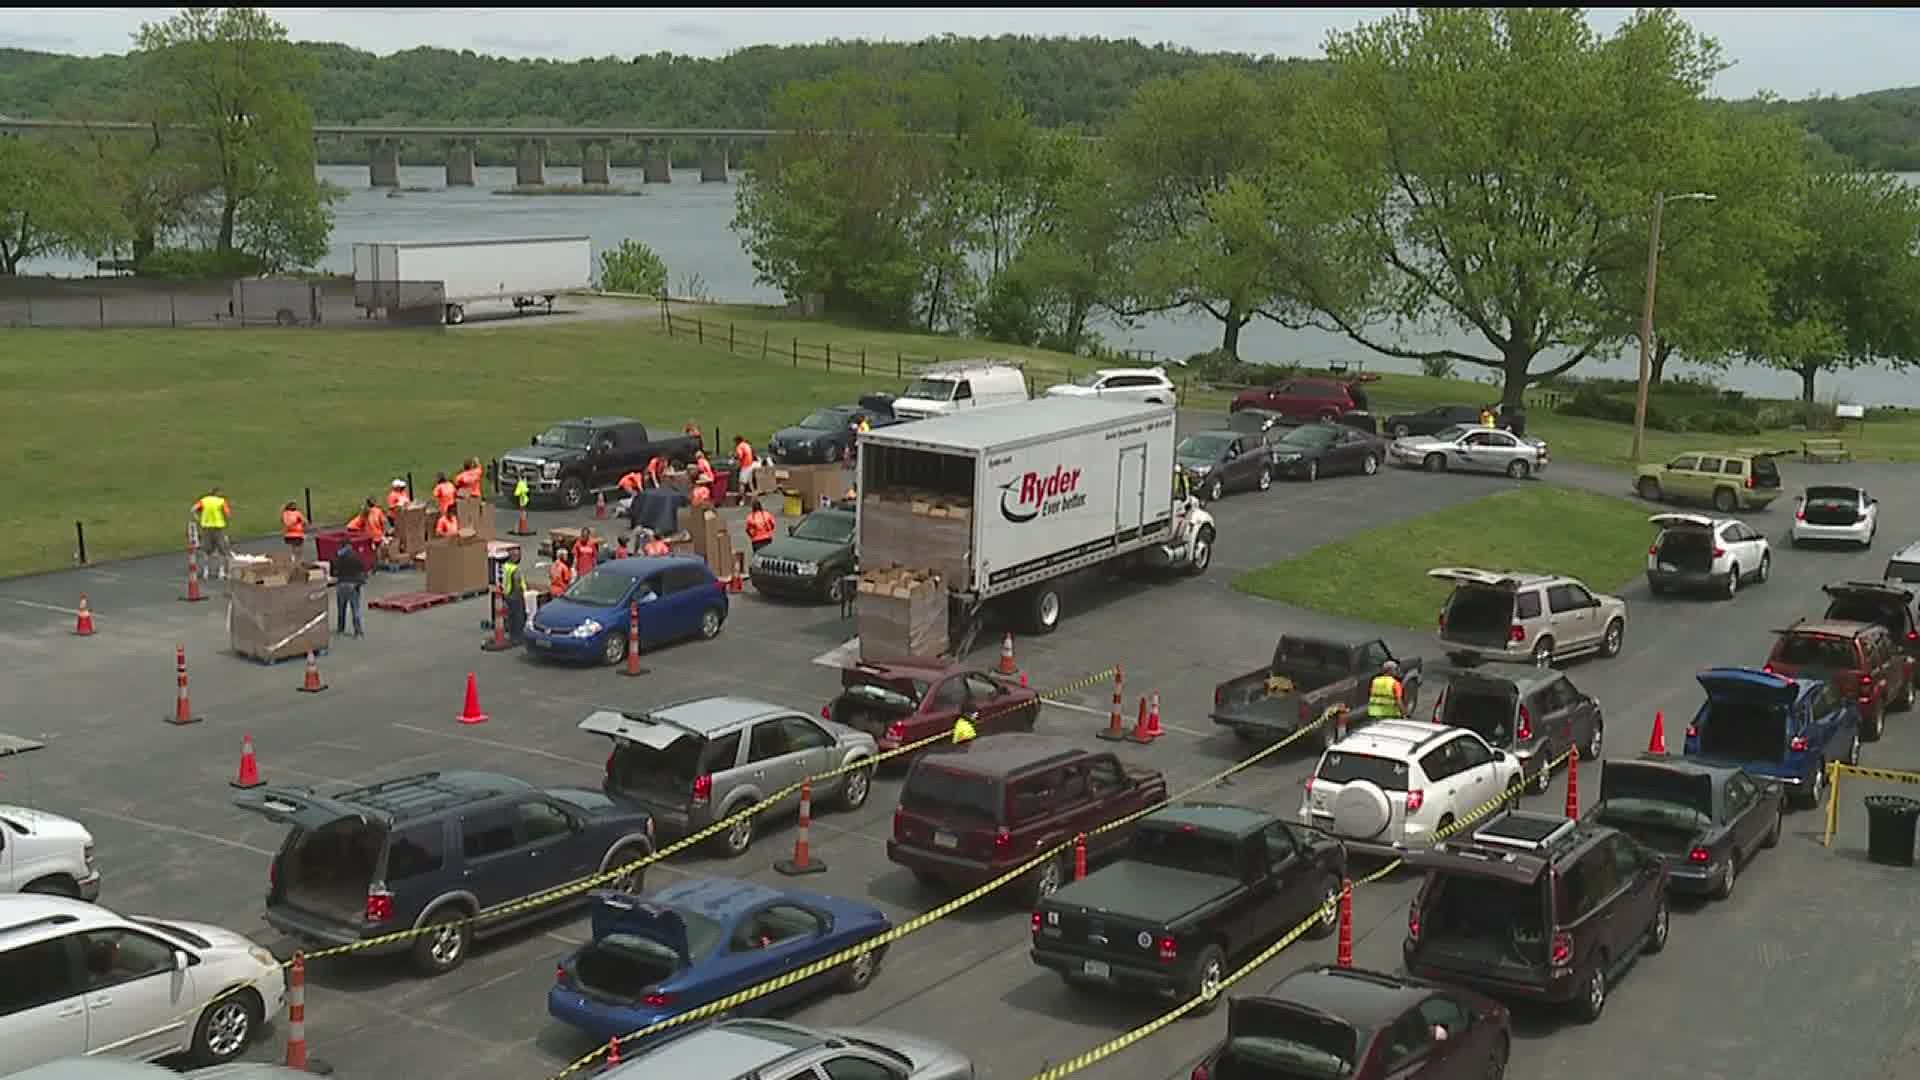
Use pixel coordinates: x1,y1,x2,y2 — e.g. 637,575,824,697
1389,424,1549,479
1791,485,1878,548
1043,367,1177,405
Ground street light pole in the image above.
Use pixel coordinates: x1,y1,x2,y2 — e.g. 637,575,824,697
1631,191,1715,466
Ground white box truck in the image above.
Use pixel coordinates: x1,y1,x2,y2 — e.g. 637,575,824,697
855,397,1216,655
352,236,592,324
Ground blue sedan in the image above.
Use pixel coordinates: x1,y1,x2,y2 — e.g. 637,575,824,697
525,556,728,665
549,879,892,1045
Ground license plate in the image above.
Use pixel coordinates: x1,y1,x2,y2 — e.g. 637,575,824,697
1658,562,1677,572
1082,960,1110,979
933,831,958,849
531,638,550,649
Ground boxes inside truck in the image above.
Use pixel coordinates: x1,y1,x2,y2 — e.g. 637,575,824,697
860,489,973,591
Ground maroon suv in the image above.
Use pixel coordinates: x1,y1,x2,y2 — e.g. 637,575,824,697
1231,377,1369,421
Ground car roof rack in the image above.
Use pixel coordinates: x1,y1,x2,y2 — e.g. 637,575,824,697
1469,814,1576,852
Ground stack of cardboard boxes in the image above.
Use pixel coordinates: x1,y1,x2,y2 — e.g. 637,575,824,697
773,464,845,514
859,489,973,590
228,553,330,662
426,529,489,595
857,567,948,660
455,494,497,541
393,502,435,562
678,506,736,580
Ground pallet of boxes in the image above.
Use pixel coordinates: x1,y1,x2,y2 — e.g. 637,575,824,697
227,553,330,663
677,505,735,580
774,463,844,516
856,488,973,660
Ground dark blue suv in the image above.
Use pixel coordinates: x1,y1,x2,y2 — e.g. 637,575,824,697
1684,668,1861,809
526,555,729,666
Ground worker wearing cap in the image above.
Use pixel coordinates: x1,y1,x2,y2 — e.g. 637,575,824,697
951,715,978,744
1368,660,1408,720
280,502,308,557
455,458,485,499
191,486,234,580
386,479,411,512
692,451,717,487
432,472,457,513
857,414,872,435
548,548,574,597
1480,405,1497,428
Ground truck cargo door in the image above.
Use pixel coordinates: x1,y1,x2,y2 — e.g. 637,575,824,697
1115,443,1147,539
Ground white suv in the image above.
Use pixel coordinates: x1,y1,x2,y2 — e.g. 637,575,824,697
0,896,286,1073
1646,513,1771,599
1,805,100,900
1043,367,1177,405
1298,720,1524,855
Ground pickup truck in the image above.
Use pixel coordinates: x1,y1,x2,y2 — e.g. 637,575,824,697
1211,635,1424,749
495,416,703,509
1030,803,1346,1012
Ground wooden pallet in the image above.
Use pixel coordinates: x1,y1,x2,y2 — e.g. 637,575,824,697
233,647,330,666
370,591,457,613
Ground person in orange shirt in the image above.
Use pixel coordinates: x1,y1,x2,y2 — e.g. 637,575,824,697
613,533,632,560
547,548,574,597
645,455,668,486
573,527,600,576
683,420,702,444
617,469,647,495
455,458,485,499
745,500,778,552
432,472,457,513
348,498,388,542
732,435,758,491
386,478,411,512
434,506,462,537
640,529,672,557
281,502,308,556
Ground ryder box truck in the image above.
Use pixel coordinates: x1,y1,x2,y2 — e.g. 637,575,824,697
854,397,1215,656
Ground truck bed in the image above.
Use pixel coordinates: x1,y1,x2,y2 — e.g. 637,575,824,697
1211,665,1353,734
1049,862,1240,929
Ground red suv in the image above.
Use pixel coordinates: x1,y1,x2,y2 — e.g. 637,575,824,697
887,734,1167,904
1764,619,1915,741
823,658,1039,758
1231,377,1370,421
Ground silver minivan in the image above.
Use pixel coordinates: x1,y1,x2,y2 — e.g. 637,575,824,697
1431,567,1628,668
579,697,877,858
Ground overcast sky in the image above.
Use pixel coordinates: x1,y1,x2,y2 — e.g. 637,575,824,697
1,7,1911,101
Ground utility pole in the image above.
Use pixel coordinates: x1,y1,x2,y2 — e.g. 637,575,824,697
1631,191,1716,466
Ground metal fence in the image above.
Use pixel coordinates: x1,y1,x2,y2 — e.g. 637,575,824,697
0,277,443,329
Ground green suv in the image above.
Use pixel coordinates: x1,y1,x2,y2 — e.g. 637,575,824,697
1634,449,1784,512
748,504,858,604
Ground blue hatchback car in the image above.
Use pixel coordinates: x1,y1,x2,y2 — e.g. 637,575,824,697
525,556,728,666
1684,667,1861,809
548,879,892,1045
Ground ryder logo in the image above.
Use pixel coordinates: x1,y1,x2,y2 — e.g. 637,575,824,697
999,465,1087,523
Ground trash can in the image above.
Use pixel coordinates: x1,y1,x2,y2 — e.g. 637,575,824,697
1863,795,1920,867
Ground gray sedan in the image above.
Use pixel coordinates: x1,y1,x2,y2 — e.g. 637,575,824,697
1389,424,1550,479
603,1018,974,1079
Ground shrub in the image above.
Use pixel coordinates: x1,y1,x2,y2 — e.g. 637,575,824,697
135,247,266,279
598,238,668,295
1419,356,1457,379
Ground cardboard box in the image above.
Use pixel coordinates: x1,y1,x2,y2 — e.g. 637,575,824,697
394,502,434,556
426,531,489,595
546,526,585,559
857,567,948,659
455,494,496,542
229,573,330,663
701,526,736,580
774,464,844,512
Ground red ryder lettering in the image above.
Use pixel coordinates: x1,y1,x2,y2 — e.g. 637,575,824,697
1019,466,1082,507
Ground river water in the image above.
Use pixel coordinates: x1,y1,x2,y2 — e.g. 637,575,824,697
25,163,1920,406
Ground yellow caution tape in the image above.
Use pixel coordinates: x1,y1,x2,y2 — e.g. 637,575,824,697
1822,760,1920,847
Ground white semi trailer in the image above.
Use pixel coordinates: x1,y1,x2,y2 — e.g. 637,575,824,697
352,236,592,324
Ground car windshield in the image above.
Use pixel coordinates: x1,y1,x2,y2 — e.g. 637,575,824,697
537,426,593,449
1315,752,1409,791
565,569,638,607
1887,561,1920,585
1279,426,1336,448
792,513,855,543
798,409,849,431
903,377,958,400
1774,634,1859,669
1070,373,1104,388
1179,434,1235,460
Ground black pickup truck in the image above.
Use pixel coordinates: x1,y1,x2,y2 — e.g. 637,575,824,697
1211,635,1423,748
494,416,703,509
1030,803,1346,1013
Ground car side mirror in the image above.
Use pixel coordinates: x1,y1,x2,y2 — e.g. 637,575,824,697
173,950,191,971
530,433,541,446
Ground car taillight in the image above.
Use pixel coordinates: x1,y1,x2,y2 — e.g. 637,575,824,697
995,827,1012,849
605,751,614,776
1861,673,1874,688
1517,706,1533,742
1192,1065,1211,1080
1648,544,1659,555
1688,847,1712,864
1790,736,1809,752
1407,902,1421,941
1762,664,1774,674
1299,698,1313,723
892,807,905,837
1214,687,1224,707
1405,789,1425,813
821,705,832,720
555,964,569,984
1858,510,1871,522
1795,507,1806,521
365,889,394,924
1550,931,1573,966
885,720,907,740
1745,475,1755,489
1908,630,1918,642
642,991,673,1007
1686,723,1698,739
1712,547,1726,559
1509,624,1526,643
692,773,712,805
269,860,278,890
1031,912,1044,933
1157,935,1178,961
1305,775,1315,796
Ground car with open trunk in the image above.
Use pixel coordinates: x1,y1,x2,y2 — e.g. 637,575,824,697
1682,668,1860,807
1431,568,1627,668
1764,619,1913,741
1645,513,1771,599
1429,669,1603,794
823,659,1039,759
1591,756,1783,900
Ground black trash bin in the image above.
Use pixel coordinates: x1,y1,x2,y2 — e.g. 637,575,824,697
1863,795,1920,867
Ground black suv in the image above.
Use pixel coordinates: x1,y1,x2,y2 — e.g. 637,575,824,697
1402,811,1668,1022
1431,669,1604,795
236,770,656,974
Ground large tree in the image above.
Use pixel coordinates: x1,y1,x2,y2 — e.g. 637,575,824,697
0,136,124,274
1749,169,1920,402
1298,8,1728,407
133,7,331,267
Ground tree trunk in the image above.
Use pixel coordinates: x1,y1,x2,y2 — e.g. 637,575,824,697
1650,340,1676,384
1800,362,1820,404
1500,348,1533,412
132,231,156,262
1219,300,1247,360
1064,297,1091,354
217,195,238,252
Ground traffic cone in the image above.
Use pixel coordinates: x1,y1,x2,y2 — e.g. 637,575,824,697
1335,880,1354,968
997,631,1018,675
1648,710,1668,755
182,543,206,603
285,952,309,1070
606,1035,622,1066
1073,833,1088,881
594,492,608,520
232,734,265,788
1127,695,1158,744
1019,671,1029,689
296,651,327,693
74,593,95,636
728,551,745,593
1097,665,1126,741
457,672,488,725
510,505,534,536
167,644,201,725
1564,744,1580,820
481,589,515,652
1145,691,1163,737
619,602,647,677
776,777,828,875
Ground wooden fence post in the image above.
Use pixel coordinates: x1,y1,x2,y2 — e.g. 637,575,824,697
826,343,833,371
762,330,769,360
697,318,704,345
729,323,735,352
860,348,867,376
896,350,903,377
792,339,799,366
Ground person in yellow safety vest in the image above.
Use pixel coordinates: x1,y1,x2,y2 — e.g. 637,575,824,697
191,486,234,580
951,715,978,744
500,551,527,642
513,477,531,511
1480,406,1497,428
857,414,872,435
1173,466,1192,501
1367,660,1408,720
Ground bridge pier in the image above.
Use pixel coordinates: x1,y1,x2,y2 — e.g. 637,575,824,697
445,139,475,186
700,139,728,183
516,138,546,186
642,140,672,184
369,138,400,188
581,139,611,185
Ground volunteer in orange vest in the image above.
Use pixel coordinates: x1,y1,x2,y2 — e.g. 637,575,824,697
434,505,461,537
432,472,457,513
689,482,713,508
548,548,575,597
613,533,632,560
348,498,388,543
455,458,485,499
191,486,234,580
641,529,672,557
692,452,717,486
745,500,778,552
573,527,600,576
733,435,758,491
617,468,647,496
386,478,411,512
645,455,668,486
281,502,308,556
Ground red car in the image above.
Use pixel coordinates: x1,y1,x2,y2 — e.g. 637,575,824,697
823,659,1040,756
1230,376,1370,421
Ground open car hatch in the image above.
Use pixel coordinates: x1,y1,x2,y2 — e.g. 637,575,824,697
1648,513,1715,530
1426,567,1515,588
231,786,370,830
1600,760,1713,814
1696,667,1797,705
578,709,693,750
588,890,692,963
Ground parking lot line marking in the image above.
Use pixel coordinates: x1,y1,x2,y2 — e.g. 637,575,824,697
75,806,276,856
545,931,586,947
7,598,81,616
1159,721,1210,737
1043,699,1106,717
390,722,602,769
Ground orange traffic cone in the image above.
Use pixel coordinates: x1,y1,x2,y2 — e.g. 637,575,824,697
775,777,829,875
1145,691,1163,737
1564,744,1581,819
510,505,534,536
1097,666,1126,741
182,542,206,603
997,632,1018,675
167,644,201,725
232,734,265,788
1073,833,1088,881
74,593,95,636
481,589,516,652
594,492,608,520
1127,695,1158,744
606,1036,622,1066
728,551,746,593
619,601,647,677
457,672,488,725
1648,710,1668,755
297,651,327,693
1335,879,1354,967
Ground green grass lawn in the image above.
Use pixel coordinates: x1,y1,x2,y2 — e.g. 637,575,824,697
1232,487,1653,628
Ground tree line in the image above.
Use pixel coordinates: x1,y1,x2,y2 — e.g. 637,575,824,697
731,8,1920,406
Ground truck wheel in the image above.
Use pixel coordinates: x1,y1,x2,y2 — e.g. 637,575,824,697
824,574,850,606
1186,527,1214,576
274,308,298,327
1025,585,1062,636
445,303,465,325
1187,945,1228,1015
558,477,587,509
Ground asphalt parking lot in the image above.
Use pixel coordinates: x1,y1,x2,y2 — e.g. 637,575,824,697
4,443,1919,1080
